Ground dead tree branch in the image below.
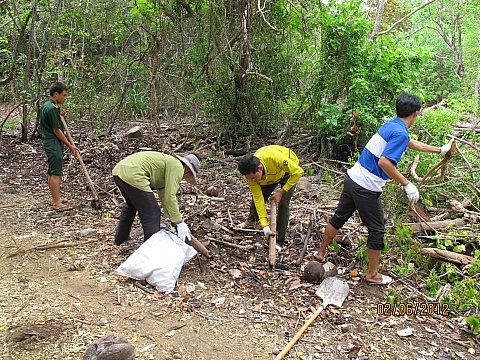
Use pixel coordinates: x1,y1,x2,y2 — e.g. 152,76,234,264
374,0,437,37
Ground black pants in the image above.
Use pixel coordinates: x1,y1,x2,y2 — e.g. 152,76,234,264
113,176,161,244
247,175,294,246
329,176,385,250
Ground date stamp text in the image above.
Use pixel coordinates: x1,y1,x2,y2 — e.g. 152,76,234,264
377,302,449,316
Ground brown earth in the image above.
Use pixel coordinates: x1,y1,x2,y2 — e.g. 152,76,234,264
0,122,478,360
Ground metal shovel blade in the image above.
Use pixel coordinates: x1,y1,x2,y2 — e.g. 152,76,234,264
314,277,349,308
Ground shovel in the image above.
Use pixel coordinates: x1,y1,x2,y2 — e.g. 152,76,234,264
274,277,349,360
60,115,101,209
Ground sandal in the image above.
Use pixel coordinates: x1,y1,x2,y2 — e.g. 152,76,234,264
366,274,393,285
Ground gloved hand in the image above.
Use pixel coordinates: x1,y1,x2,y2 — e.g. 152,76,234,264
176,221,191,242
440,139,454,155
263,226,274,237
404,182,420,203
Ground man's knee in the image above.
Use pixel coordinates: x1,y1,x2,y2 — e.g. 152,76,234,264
329,215,345,231
367,232,386,250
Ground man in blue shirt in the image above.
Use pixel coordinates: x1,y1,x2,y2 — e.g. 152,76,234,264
315,93,453,285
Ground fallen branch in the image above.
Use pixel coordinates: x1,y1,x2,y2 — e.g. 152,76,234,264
205,236,254,250
7,239,99,258
196,195,225,202
296,221,312,266
406,218,465,233
187,235,211,258
419,247,474,265
410,141,457,187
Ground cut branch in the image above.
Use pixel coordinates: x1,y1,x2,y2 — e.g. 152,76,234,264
406,218,465,233
374,0,437,37
419,247,474,265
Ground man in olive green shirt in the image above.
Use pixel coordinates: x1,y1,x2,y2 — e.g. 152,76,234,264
238,145,303,247
39,82,79,210
112,151,200,244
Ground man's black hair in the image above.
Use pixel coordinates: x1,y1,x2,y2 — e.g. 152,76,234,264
395,93,422,118
49,82,68,97
238,154,260,175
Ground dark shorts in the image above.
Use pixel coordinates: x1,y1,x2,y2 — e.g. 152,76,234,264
329,176,386,250
43,138,64,176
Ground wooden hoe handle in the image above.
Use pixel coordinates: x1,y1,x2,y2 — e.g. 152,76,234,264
274,305,325,360
60,116,99,201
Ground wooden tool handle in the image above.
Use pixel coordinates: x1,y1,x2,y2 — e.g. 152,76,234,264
268,199,277,266
274,305,325,360
445,140,456,159
60,116,99,200
188,235,211,258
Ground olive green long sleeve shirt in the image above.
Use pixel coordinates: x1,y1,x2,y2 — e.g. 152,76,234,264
112,151,184,222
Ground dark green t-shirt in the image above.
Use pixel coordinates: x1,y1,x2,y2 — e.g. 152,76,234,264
39,100,64,140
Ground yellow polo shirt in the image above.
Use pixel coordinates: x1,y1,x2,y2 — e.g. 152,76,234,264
247,145,303,226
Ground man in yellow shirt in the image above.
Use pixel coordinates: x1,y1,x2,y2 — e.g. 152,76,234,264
237,145,303,247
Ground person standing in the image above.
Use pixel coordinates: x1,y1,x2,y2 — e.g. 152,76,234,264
237,145,304,248
315,93,454,285
39,82,79,210
112,151,200,244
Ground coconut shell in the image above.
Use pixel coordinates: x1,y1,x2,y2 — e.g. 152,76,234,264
302,261,325,284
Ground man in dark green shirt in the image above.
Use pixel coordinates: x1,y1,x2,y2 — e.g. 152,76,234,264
39,82,79,210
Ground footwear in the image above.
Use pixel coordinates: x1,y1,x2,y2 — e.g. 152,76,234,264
366,274,393,285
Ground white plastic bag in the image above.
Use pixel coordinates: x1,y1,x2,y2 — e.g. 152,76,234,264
115,230,197,293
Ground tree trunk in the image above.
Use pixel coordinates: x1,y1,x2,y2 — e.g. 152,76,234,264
150,39,160,127
371,0,387,37
474,23,480,131
21,1,38,141
232,0,252,125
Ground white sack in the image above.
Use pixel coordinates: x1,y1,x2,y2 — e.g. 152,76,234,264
115,230,197,293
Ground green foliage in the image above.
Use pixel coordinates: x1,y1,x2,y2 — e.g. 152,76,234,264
305,168,315,176
320,168,332,184
444,278,479,312
468,252,480,276
467,315,480,335
297,0,426,155
411,108,457,144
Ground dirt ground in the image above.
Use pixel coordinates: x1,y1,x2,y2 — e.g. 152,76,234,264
0,130,479,360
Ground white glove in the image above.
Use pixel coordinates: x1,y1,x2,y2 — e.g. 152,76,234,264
176,221,191,242
440,139,454,155
263,226,274,237
404,182,420,203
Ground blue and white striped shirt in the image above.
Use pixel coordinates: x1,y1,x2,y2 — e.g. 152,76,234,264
348,118,410,192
